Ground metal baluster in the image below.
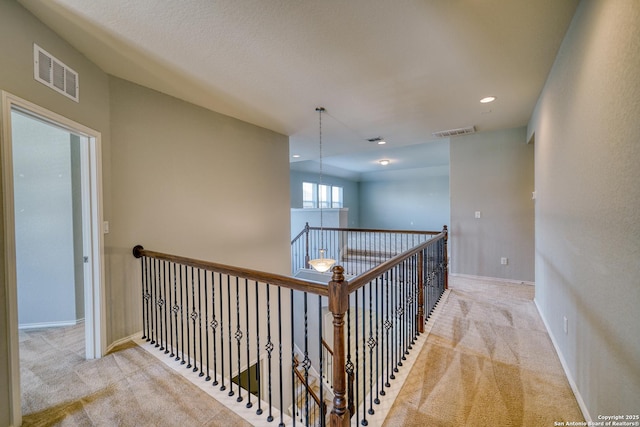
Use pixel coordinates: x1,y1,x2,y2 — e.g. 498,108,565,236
318,294,325,427
346,303,354,417
303,291,310,427
166,261,173,356
383,269,390,390
150,258,157,346
290,289,295,427
256,281,263,415
361,285,368,426
266,284,274,422
355,288,360,424
160,260,166,352
197,268,204,376
374,276,381,405
228,275,234,397
179,265,186,365
235,277,243,402
219,273,225,390
277,286,285,427
245,278,252,408
368,280,375,416
191,267,198,372
172,263,178,360
204,271,211,381
185,267,192,369
141,256,148,340
211,272,218,385
391,267,397,378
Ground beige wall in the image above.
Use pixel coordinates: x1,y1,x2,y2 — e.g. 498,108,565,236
107,76,291,344
528,0,640,418
450,127,535,282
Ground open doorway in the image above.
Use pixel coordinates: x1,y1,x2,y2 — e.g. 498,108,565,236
1,92,105,426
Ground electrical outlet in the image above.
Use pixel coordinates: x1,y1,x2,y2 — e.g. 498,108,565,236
475,211,481,219
563,316,568,334
500,257,508,265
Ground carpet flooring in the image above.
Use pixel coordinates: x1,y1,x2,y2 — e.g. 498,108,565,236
18,276,584,426
382,276,584,427
19,324,250,427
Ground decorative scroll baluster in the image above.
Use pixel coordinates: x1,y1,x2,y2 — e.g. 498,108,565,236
303,291,310,427
172,264,179,360
290,289,296,427
141,256,149,340
374,277,381,405
235,277,243,402
367,280,375,416
159,260,166,352
265,284,274,422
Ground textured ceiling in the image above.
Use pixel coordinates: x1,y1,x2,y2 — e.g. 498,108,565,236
19,0,579,177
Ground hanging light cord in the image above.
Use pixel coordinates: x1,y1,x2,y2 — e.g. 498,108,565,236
316,107,325,253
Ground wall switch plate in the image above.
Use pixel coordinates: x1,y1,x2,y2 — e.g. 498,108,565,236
501,257,508,265
475,211,481,219
103,221,110,234
563,316,568,334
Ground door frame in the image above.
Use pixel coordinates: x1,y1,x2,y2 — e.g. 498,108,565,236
1,91,106,425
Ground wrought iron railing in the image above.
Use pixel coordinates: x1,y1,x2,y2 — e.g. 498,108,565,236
291,224,440,276
133,225,447,427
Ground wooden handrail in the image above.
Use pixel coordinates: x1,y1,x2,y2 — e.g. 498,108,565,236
346,231,446,294
132,245,329,297
321,338,333,356
303,224,442,235
292,358,326,412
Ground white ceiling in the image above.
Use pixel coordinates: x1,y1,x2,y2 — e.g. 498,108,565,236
19,0,578,178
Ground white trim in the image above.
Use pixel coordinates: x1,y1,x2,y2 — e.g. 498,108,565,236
1,91,105,426
450,272,534,286
18,319,83,330
534,298,591,422
105,332,141,354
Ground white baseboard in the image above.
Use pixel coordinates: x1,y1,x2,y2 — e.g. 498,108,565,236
450,273,534,286
534,298,591,422
105,331,142,354
18,318,83,330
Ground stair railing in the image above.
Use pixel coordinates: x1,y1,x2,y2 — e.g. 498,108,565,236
133,225,447,427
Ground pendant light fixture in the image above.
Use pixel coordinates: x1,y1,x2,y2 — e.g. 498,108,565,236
308,107,336,273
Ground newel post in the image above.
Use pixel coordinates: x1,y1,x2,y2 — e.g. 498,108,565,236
304,222,311,269
443,225,449,290
328,265,350,427
417,249,425,333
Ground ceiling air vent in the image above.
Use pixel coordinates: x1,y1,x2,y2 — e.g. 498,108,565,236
33,44,79,102
432,126,476,138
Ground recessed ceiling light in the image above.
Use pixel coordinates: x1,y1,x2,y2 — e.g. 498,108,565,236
379,159,390,166
292,154,300,158
480,96,496,103
377,139,386,145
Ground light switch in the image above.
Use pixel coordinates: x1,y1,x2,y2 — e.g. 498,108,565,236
103,221,110,234
475,211,481,219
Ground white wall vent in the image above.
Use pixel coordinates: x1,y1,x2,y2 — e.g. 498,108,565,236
33,44,79,102
432,126,476,138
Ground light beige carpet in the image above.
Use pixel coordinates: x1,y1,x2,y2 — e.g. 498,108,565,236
19,324,250,427
382,276,584,427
